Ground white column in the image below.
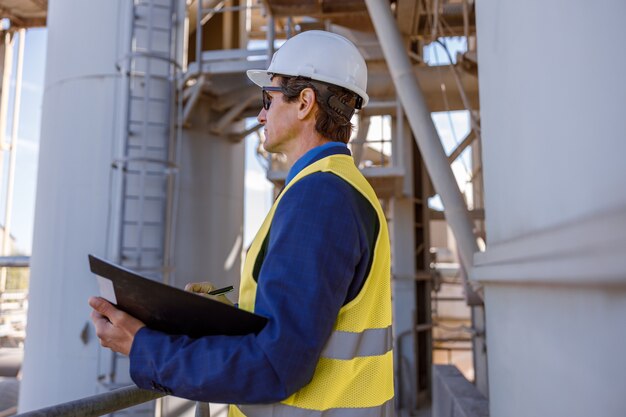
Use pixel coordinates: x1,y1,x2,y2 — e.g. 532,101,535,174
1,29,25,293
18,1,134,411
474,1,626,416
171,96,245,294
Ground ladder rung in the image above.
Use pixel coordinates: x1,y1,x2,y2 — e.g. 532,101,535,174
130,95,168,103
123,220,164,226
134,24,172,33
121,254,163,264
128,130,169,137
122,247,162,253
129,120,168,127
124,168,169,176
136,2,171,10
128,127,169,133
132,266,165,272
124,71,173,81
131,46,172,56
124,195,166,201
128,144,168,151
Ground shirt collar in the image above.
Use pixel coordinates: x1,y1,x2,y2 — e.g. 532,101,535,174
285,142,348,185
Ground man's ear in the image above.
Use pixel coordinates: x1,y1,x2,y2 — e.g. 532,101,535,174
297,87,316,120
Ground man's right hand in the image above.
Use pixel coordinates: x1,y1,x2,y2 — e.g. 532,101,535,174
89,296,145,356
184,281,234,306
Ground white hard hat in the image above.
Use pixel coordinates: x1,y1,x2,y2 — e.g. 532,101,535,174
247,30,369,107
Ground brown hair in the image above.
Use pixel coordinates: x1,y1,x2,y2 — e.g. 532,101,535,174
277,76,358,143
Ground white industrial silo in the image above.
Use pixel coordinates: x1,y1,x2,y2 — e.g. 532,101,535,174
473,1,626,416
19,0,245,413
19,0,137,410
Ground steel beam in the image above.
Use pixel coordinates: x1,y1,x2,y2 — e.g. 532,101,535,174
364,0,481,294
211,93,257,134
447,130,476,164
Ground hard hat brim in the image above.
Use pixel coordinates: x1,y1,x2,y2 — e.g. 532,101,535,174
246,69,272,88
246,68,370,108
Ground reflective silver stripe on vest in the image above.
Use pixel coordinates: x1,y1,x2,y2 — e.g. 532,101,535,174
320,326,392,360
238,397,395,417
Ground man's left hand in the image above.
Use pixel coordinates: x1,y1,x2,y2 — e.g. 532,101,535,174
89,296,146,356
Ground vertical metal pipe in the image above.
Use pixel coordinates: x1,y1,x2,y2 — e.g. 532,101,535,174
0,32,13,294
166,0,187,286
135,0,157,271
432,0,440,38
285,16,293,39
239,0,249,47
462,0,470,51
267,14,275,67
393,100,403,169
223,0,233,49
109,0,135,265
182,2,190,73
162,0,176,287
196,0,203,74
1,29,25,293
0,32,13,215
351,115,369,167
264,11,276,172
194,402,211,417
364,0,480,277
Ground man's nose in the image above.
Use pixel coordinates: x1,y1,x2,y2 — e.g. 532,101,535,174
257,107,266,124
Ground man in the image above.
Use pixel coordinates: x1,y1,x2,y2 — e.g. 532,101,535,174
90,30,394,416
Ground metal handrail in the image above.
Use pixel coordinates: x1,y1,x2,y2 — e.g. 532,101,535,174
0,256,29,267
13,386,164,417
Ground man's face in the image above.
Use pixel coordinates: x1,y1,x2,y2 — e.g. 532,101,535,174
257,77,300,155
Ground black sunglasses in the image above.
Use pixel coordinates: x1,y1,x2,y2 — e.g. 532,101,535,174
262,86,283,110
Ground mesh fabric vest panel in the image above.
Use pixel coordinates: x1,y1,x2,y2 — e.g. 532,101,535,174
231,154,394,417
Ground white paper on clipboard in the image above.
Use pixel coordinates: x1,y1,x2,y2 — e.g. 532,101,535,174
96,276,118,304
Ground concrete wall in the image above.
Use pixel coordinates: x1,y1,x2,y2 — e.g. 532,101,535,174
473,1,626,416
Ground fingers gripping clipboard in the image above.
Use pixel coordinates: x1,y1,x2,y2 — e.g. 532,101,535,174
89,254,267,337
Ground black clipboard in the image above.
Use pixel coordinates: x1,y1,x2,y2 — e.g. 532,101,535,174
88,254,267,337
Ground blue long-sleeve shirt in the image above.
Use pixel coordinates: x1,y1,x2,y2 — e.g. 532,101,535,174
129,142,377,403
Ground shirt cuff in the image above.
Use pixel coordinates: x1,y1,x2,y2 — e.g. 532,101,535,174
129,327,167,393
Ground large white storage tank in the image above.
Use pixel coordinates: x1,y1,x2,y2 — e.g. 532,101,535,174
474,1,626,416
19,0,245,411
19,1,135,409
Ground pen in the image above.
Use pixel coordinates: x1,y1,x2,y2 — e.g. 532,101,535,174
207,285,234,296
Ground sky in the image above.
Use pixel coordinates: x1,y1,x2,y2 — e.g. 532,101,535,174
243,129,273,247
0,28,46,254
2,31,471,255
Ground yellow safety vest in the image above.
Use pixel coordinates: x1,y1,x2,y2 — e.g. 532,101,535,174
230,154,394,417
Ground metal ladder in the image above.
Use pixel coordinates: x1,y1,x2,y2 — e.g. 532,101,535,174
101,0,183,415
